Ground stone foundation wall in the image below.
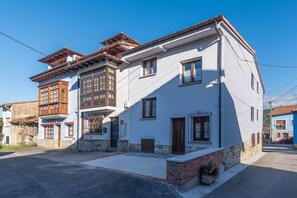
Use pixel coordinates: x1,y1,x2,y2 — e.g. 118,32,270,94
166,137,262,191
128,143,171,154
117,140,129,152
37,139,76,149
185,146,204,153
78,140,110,152
224,136,262,169
167,149,224,192
272,131,293,142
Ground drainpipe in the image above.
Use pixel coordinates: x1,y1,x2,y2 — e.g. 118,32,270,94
76,75,80,149
215,21,223,148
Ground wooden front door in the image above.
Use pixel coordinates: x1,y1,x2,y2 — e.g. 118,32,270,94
57,124,61,148
172,118,185,154
110,117,119,148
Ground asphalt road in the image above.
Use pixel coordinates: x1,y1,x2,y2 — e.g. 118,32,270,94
0,148,179,198
206,144,297,198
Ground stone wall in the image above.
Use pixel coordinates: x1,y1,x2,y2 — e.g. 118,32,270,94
167,148,224,192
117,140,128,152
128,143,171,155
38,139,76,149
224,135,262,169
12,102,38,119
78,140,110,152
166,136,262,192
12,124,38,145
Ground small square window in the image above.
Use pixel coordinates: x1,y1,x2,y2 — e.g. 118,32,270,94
143,58,157,76
142,98,156,119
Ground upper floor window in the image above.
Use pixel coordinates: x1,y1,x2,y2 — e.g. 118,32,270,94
256,109,259,121
275,120,286,130
143,58,157,76
257,81,259,93
39,81,68,116
182,59,202,84
80,67,116,109
251,73,254,89
251,106,254,121
142,97,156,119
5,117,10,127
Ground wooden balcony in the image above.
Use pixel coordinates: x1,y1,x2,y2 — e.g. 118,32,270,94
39,102,68,116
80,66,116,109
38,81,68,117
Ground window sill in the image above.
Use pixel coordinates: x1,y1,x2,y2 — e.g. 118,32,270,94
65,136,75,139
190,140,211,144
139,118,156,121
179,81,202,87
139,73,156,79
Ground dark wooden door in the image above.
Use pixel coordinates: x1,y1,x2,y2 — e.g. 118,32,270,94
110,117,119,148
172,118,185,154
57,124,61,148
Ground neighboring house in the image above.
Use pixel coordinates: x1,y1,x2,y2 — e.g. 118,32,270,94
292,109,297,148
30,15,264,158
0,101,38,145
270,105,296,142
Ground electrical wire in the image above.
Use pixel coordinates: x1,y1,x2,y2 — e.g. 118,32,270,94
0,31,47,56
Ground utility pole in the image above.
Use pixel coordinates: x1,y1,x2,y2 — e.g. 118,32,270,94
269,101,272,143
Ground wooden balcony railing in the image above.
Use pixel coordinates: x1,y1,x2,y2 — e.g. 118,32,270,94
39,102,68,116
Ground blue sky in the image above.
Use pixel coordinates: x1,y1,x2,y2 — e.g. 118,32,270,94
0,0,297,112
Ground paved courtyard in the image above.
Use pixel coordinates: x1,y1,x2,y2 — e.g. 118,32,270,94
83,153,172,179
0,147,179,198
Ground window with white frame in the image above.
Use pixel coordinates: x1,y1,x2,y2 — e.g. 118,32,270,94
257,81,259,93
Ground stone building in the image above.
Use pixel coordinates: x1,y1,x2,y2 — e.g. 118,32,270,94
0,101,38,145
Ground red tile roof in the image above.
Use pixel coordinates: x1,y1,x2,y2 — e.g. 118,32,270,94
270,105,297,116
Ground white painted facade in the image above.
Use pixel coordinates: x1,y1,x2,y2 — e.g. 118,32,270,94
34,17,264,152
38,73,78,148
1,106,12,145
119,21,264,150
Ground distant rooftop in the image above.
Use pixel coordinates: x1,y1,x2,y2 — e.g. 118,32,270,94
270,105,297,116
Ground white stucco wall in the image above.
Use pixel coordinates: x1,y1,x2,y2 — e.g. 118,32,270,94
121,36,220,148
220,23,264,146
1,107,12,144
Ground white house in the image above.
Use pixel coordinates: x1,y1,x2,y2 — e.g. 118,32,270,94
30,15,264,156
